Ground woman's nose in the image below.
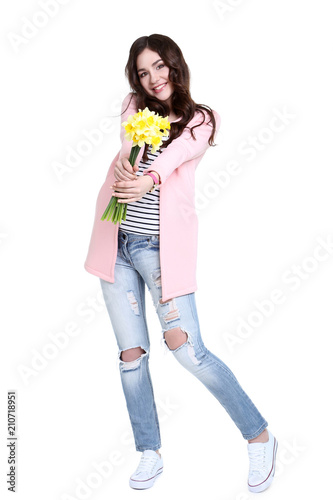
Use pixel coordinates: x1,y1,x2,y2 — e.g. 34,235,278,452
150,72,159,84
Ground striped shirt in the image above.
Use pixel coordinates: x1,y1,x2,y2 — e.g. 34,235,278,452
119,137,166,235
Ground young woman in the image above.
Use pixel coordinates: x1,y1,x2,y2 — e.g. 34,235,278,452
84,34,278,493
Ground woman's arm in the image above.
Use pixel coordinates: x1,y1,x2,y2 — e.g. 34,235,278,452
118,93,220,185
146,109,221,185
113,93,140,181
119,92,138,144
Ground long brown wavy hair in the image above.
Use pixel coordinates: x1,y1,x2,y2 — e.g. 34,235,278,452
122,34,218,162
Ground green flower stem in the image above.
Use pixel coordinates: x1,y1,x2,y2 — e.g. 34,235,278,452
112,203,118,223
106,197,116,221
101,195,117,221
101,144,141,224
129,145,141,166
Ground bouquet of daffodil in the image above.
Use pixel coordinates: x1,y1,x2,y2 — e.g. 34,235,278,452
101,107,170,223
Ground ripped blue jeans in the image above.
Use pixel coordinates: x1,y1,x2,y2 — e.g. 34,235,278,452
99,229,268,452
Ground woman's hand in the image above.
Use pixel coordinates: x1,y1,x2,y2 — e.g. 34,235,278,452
111,175,154,203
114,157,139,181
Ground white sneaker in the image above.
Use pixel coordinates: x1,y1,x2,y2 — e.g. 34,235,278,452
129,450,163,489
247,429,278,493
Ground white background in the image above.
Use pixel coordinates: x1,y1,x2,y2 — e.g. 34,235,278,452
1,1,333,499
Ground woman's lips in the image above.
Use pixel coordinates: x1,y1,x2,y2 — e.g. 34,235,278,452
152,83,167,93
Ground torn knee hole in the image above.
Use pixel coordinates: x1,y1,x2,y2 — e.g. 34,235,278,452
164,328,188,350
120,347,146,362
163,330,201,365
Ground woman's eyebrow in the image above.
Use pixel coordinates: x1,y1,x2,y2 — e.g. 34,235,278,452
137,59,163,73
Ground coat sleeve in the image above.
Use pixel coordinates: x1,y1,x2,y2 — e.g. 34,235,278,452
103,92,138,179
146,109,221,184
119,92,138,148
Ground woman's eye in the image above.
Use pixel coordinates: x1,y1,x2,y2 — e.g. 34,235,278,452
138,64,164,78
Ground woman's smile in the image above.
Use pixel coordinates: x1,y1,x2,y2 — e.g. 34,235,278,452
152,82,168,93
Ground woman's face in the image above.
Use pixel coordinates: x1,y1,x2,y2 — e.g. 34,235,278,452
136,48,174,104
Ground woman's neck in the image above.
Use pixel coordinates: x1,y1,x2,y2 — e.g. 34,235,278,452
168,111,180,123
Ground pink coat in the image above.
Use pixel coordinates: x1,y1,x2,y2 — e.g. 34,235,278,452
84,92,221,302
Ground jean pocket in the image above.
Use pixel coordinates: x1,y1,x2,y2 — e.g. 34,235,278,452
148,235,160,248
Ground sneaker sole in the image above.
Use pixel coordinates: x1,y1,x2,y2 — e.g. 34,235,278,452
129,467,163,490
248,438,278,493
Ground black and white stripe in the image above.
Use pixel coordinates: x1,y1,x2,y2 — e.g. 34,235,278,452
119,138,166,235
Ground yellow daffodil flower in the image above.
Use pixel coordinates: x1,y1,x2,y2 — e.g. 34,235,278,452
102,107,171,223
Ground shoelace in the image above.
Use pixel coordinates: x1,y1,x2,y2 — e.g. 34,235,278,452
136,454,159,474
248,446,267,474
